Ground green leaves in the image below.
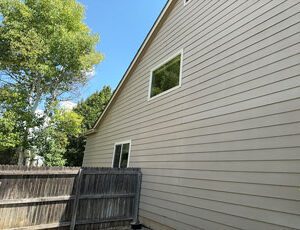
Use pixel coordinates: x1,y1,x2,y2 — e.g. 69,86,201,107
63,86,112,166
34,108,83,166
0,111,20,151
0,0,103,165
53,109,83,137
74,86,112,130
0,0,103,96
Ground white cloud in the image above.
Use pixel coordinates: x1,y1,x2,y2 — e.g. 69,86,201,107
60,101,77,110
86,67,96,79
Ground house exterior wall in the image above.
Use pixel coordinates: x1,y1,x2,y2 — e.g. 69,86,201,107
83,0,300,229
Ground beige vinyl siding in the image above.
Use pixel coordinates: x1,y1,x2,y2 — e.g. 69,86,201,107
83,0,300,229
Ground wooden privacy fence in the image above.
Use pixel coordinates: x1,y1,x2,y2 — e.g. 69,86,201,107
0,165,142,230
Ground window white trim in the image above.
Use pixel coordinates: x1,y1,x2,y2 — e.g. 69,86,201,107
111,140,131,168
148,49,183,101
184,0,191,6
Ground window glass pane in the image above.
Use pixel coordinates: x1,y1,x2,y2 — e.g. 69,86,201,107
113,145,122,168
151,54,181,98
120,143,130,168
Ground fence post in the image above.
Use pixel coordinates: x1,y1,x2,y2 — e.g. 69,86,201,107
70,168,83,230
131,170,142,229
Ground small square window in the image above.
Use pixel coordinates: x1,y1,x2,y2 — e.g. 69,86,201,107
149,51,182,99
112,142,131,168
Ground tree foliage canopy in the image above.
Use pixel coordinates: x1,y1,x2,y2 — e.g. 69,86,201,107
0,0,102,86
0,111,20,151
74,86,112,130
34,109,83,166
64,86,112,166
0,0,103,165
0,0,103,109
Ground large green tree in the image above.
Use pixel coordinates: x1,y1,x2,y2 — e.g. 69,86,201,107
0,0,103,164
64,86,112,166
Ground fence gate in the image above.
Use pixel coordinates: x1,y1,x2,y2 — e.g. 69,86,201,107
0,165,142,230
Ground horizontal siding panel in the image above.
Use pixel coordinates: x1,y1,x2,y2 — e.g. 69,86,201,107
133,111,300,145
130,147,300,162
184,5,300,73
105,56,300,133
141,175,300,201
142,185,300,215
140,209,202,230
85,149,300,181
142,167,300,182
184,2,300,79
91,87,300,149
86,145,300,162
140,199,295,230
140,203,239,230
184,35,300,91
148,0,242,57
87,134,300,159
132,123,300,149
140,207,283,230
100,72,300,140
134,159,300,173
88,98,300,150
144,0,268,64
141,192,300,229
92,109,300,150
102,38,300,130
141,169,300,189
166,1,292,63
181,88,300,124
100,57,300,136
87,132,300,157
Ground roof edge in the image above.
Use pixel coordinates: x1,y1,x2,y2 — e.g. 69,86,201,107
85,128,96,136
86,0,174,136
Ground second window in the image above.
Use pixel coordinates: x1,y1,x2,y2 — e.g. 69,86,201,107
113,142,130,168
149,51,182,99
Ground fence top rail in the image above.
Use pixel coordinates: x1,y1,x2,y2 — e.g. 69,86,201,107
0,165,80,171
81,167,141,174
0,165,141,175
0,170,80,175
0,165,80,175
82,167,140,170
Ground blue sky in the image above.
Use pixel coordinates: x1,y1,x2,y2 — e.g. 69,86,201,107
78,0,167,101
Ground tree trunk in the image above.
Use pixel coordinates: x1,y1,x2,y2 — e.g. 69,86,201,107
18,127,31,166
17,146,24,166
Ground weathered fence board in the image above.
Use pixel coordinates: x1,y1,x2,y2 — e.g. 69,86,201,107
0,165,142,230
